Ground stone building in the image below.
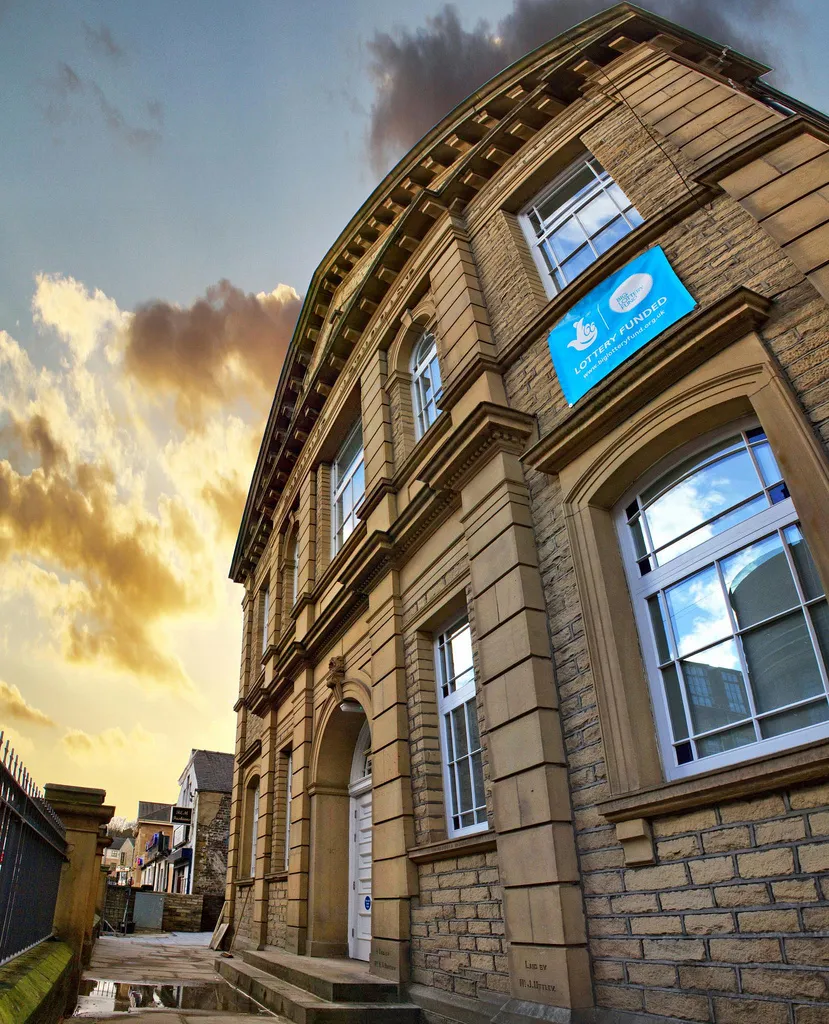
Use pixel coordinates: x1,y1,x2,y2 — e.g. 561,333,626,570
226,5,829,1022
132,801,173,891
168,748,233,896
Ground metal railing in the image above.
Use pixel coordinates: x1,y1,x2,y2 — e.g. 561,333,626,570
0,731,67,965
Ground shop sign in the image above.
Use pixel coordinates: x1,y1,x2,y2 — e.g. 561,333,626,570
171,806,192,824
546,246,696,406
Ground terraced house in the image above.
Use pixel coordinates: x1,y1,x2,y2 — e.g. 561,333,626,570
225,5,829,1022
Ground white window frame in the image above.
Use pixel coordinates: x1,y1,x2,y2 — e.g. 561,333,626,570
617,419,829,781
260,585,270,658
434,616,487,838
249,782,260,878
284,751,292,872
411,330,442,439
519,155,642,299
332,421,365,555
289,528,299,607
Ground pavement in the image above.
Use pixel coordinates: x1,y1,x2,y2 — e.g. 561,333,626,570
70,932,280,1020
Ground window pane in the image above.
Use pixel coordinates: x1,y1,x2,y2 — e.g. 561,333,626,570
352,459,365,506
449,623,474,689
560,244,596,283
721,533,799,629
786,525,825,600
336,424,362,478
592,215,632,256
742,611,825,713
696,722,756,757
656,495,769,566
471,751,486,818
452,705,470,759
752,442,782,486
535,165,595,224
456,755,473,813
443,711,456,760
661,663,689,740
681,640,749,733
645,447,764,552
641,436,744,505
577,190,621,236
648,596,672,663
666,565,731,657
547,219,587,262
810,601,829,663
607,181,633,211
760,699,829,738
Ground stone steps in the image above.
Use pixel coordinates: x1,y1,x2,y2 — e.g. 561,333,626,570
241,948,400,1003
216,957,420,1024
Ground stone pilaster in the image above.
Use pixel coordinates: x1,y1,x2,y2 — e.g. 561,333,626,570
461,450,591,1011
368,570,417,982
285,666,314,954
252,707,278,949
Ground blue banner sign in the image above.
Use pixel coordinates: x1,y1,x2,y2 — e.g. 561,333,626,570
546,246,696,406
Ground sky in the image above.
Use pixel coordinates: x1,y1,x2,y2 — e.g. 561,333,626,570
1,0,826,821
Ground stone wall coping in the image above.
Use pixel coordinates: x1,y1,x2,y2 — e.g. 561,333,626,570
407,831,498,864
264,871,288,883
234,878,254,889
599,736,829,823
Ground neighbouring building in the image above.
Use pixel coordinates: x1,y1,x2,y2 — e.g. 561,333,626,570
102,836,134,885
226,5,829,1022
167,748,233,896
132,801,174,891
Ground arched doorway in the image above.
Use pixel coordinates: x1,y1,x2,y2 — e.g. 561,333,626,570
348,719,372,960
306,693,371,960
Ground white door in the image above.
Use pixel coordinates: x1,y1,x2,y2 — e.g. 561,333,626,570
348,720,372,961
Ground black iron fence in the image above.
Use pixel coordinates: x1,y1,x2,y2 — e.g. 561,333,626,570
0,731,67,964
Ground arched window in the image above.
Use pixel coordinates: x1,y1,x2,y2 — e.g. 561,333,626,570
619,421,829,780
411,331,442,439
242,776,260,878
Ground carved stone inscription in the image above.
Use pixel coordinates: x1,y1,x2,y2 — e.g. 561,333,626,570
509,945,570,1006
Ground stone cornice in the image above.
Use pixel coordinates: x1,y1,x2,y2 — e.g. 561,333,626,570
523,286,773,475
419,402,537,493
237,739,262,769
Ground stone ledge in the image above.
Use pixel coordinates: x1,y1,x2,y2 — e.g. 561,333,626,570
407,985,687,1024
407,831,497,864
0,940,73,1024
599,736,829,824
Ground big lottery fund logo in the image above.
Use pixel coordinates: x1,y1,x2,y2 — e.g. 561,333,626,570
609,272,653,313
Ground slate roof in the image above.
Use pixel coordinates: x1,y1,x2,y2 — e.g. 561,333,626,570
137,801,173,823
191,749,234,793
109,836,130,851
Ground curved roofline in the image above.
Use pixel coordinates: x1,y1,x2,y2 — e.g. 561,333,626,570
230,1,774,582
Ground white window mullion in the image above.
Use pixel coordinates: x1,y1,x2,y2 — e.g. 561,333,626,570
435,617,487,838
619,421,829,780
284,752,292,872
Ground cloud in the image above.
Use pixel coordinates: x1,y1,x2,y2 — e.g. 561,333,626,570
41,63,161,152
62,723,155,761
34,272,125,363
365,0,786,171
0,680,54,728
83,22,124,61
124,280,301,427
0,271,294,692
0,413,67,474
0,451,196,688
